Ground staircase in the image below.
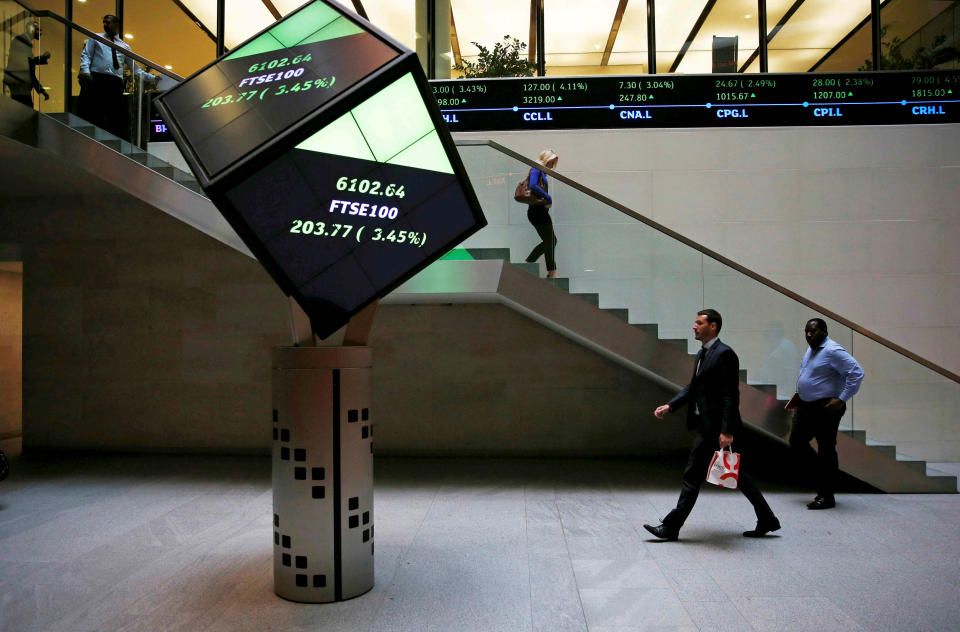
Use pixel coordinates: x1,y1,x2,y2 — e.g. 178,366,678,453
46,113,204,194
31,107,248,256
389,247,959,494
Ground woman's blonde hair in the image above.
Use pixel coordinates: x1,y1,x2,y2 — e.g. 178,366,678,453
537,149,559,167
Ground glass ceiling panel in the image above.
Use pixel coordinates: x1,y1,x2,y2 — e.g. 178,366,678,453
675,0,758,74
452,0,533,64
176,0,274,49
611,0,648,68
225,0,276,47
543,0,621,61
272,0,314,14
764,0,801,26
744,0,870,72
654,0,710,66
361,0,416,50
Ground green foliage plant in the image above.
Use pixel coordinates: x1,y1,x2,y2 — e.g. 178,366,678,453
455,35,537,78
859,25,958,70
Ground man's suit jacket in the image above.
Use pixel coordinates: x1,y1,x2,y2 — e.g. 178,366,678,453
668,339,743,436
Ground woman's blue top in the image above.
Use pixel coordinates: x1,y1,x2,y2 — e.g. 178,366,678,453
529,167,551,203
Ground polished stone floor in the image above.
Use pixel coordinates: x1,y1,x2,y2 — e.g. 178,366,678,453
0,453,957,632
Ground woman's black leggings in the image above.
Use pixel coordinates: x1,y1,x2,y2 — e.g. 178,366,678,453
525,205,557,271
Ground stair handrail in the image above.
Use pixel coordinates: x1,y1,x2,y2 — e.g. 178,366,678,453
33,10,185,82
456,138,960,385
8,1,184,81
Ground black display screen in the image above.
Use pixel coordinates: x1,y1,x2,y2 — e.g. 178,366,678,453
430,70,960,131
220,71,484,335
158,1,399,177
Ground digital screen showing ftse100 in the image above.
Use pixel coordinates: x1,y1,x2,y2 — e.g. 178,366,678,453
159,0,399,178
430,70,960,131
222,72,484,335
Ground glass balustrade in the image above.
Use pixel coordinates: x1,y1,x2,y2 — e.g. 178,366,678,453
0,1,181,150
453,141,960,466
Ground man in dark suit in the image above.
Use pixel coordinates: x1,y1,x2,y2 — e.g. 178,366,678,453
644,309,780,541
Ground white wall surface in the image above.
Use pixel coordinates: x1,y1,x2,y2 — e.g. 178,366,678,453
454,124,960,461
455,124,959,373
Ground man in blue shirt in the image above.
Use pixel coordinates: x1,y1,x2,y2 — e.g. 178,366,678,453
789,318,864,509
77,14,157,140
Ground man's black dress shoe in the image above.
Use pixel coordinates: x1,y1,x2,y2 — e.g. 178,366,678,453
643,523,679,541
807,496,836,510
743,517,781,538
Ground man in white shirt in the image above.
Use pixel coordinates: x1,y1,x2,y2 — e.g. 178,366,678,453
78,14,157,140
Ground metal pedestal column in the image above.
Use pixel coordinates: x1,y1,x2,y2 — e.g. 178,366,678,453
271,346,374,603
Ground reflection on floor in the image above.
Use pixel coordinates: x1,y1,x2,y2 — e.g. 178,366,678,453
0,454,958,632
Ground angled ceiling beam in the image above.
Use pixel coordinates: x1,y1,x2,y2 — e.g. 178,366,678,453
809,0,891,71
450,6,462,68
601,0,629,66
352,1,369,20
738,0,806,72
529,0,537,63
168,0,217,44
261,0,282,21
669,0,717,73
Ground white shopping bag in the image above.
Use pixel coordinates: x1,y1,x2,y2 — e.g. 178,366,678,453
706,446,740,489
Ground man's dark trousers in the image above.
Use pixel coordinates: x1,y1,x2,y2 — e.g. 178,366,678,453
663,427,775,531
790,398,845,498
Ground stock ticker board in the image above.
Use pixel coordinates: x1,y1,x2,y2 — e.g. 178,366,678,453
154,0,485,337
429,70,960,131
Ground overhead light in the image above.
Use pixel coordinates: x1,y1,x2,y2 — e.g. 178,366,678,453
744,14,752,19
164,65,173,70
124,33,133,39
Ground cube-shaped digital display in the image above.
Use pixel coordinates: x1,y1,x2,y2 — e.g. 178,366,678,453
155,0,485,337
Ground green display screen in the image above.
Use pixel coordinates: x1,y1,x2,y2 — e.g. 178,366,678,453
222,72,482,334
160,1,399,177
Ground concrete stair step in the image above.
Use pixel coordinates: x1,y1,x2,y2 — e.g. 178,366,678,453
602,308,629,322
838,426,867,443
894,457,929,474
150,165,176,179
544,277,569,291
865,440,896,457
511,262,538,276
570,293,599,307
465,248,510,261
632,323,659,336
180,180,205,195
749,383,777,395
73,125,97,139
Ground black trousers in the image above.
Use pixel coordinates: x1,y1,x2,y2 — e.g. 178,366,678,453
78,72,128,141
525,204,557,271
790,397,845,497
663,430,775,531
11,93,32,107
